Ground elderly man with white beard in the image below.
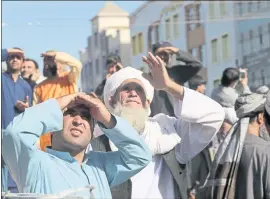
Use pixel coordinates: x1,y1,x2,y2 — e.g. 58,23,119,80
88,52,225,199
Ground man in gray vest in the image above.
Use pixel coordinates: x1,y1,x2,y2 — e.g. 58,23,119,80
89,52,225,199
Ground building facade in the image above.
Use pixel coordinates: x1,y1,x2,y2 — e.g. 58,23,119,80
235,1,270,91
205,1,270,95
204,1,238,95
80,2,131,92
130,1,171,71
130,1,208,82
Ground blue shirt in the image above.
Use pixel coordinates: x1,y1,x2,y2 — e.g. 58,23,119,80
2,99,151,198
2,72,33,129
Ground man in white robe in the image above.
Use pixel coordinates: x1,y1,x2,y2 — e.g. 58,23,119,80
89,52,225,199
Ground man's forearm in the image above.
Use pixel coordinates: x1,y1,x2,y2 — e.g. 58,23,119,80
165,80,185,101
55,52,82,83
55,52,82,69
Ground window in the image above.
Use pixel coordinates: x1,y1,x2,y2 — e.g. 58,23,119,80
257,1,261,10
190,48,197,57
248,2,252,12
138,33,144,53
173,14,179,38
95,59,99,75
240,32,244,54
132,36,137,55
188,8,196,31
249,30,253,52
148,27,153,52
199,4,204,28
238,2,243,16
199,44,206,64
222,34,230,60
209,2,215,19
259,26,263,47
165,18,171,40
155,25,159,44
94,32,98,47
211,39,218,63
220,2,226,17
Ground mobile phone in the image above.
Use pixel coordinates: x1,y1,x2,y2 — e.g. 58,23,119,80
239,68,247,79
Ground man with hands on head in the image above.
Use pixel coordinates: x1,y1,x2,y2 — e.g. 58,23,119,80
2,92,152,198
35,50,83,151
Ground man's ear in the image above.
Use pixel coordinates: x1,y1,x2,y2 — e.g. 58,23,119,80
258,112,264,125
145,99,150,109
109,96,115,108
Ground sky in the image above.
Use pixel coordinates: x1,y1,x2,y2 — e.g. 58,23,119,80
2,1,144,68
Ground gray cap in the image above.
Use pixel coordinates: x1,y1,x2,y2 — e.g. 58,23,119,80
256,85,269,95
235,93,266,118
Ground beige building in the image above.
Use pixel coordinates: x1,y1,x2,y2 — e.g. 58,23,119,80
80,1,131,92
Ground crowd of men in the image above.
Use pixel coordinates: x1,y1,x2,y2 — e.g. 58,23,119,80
1,42,270,199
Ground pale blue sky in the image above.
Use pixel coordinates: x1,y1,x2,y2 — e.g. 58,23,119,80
2,1,144,68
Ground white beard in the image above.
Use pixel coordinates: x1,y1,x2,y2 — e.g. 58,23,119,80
110,102,149,134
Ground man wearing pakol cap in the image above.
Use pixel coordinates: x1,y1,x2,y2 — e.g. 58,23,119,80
199,92,270,199
256,85,269,95
89,52,225,199
150,42,203,117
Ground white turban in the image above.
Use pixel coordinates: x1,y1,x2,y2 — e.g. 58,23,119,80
103,66,154,112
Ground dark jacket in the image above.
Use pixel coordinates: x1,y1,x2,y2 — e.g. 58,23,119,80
95,79,106,98
90,135,188,199
150,50,203,117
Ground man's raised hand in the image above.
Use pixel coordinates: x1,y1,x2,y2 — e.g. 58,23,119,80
7,48,24,57
142,52,172,90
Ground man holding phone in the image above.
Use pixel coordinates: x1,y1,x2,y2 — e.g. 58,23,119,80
34,50,82,151
95,54,123,98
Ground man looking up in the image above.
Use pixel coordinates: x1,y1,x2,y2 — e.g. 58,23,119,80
2,93,151,198
34,50,83,151
89,52,225,199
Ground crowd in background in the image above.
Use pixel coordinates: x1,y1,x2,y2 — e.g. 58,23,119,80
1,42,270,199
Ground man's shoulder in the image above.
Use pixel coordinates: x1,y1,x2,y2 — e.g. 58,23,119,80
243,134,270,157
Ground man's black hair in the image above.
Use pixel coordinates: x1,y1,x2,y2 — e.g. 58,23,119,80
264,108,270,127
188,75,207,90
152,41,173,54
106,54,121,65
24,58,39,69
221,67,240,87
13,47,23,51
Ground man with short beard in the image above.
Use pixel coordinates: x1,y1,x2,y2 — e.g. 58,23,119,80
89,52,225,199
